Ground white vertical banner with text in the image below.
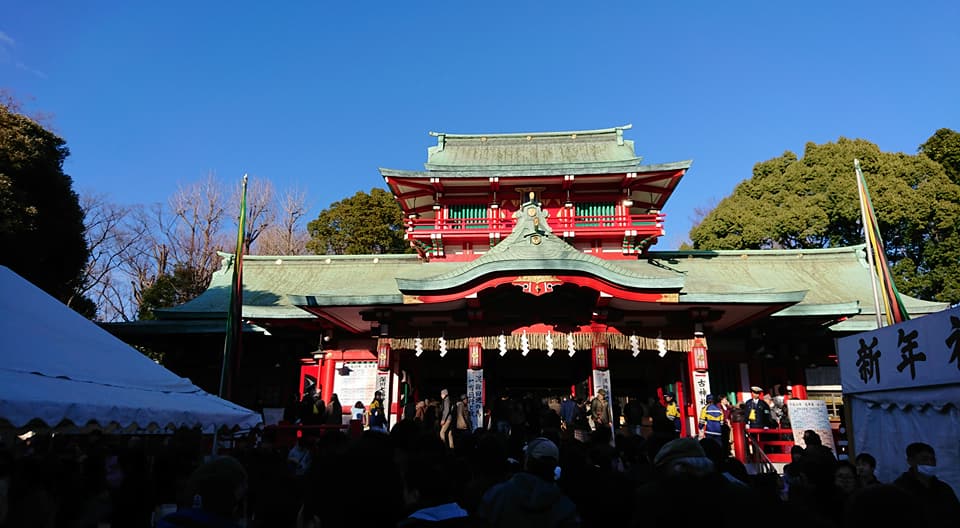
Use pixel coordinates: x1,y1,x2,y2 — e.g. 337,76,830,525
691,370,713,429
467,369,484,431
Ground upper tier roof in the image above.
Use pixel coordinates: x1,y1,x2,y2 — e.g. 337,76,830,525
423,124,639,172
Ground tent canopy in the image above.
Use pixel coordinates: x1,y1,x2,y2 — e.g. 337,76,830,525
0,266,261,432
837,306,960,495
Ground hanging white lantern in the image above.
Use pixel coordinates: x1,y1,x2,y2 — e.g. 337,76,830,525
414,336,423,357
438,335,447,357
520,329,529,356
657,333,668,358
567,333,576,357
545,332,554,357
498,333,507,356
630,334,641,358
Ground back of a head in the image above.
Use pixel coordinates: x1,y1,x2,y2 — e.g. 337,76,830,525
654,438,714,477
185,456,247,519
844,484,924,528
905,442,934,459
524,437,559,480
803,430,822,447
404,453,456,508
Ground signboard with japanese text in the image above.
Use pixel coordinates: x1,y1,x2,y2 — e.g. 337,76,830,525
691,370,712,426
333,361,378,411
467,369,484,431
787,399,835,454
838,307,960,394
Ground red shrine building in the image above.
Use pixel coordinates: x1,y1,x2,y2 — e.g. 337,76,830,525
108,124,946,437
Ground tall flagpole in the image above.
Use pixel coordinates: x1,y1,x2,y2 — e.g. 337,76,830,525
220,174,248,400
854,159,885,328
214,174,248,455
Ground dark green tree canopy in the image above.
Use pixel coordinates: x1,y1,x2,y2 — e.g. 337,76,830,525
919,128,960,186
690,137,960,303
0,102,89,303
306,188,409,255
137,264,210,320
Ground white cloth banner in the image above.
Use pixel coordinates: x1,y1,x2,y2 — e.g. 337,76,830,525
837,307,960,394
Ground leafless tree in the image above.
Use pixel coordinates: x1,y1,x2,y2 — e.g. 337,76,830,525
167,172,230,291
254,184,311,255
233,176,275,254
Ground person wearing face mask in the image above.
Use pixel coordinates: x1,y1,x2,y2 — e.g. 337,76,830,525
893,442,960,527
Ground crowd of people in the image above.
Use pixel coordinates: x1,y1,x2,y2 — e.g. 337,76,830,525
0,390,956,528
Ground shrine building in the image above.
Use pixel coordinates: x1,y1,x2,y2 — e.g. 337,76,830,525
106,124,947,435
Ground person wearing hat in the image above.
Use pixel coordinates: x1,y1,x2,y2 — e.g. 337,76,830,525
663,392,681,435
591,388,610,430
744,386,771,430
698,394,724,444
476,437,579,527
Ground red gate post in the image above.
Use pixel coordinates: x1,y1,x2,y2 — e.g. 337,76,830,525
732,420,747,462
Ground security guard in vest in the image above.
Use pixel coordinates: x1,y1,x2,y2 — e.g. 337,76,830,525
699,394,724,444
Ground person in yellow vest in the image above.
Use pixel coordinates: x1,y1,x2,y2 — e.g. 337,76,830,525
698,394,724,444
664,392,681,435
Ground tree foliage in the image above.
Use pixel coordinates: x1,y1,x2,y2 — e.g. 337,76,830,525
136,264,211,320
689,137,960,303
0,101,89,305
919,128,960,186
306,188,408,255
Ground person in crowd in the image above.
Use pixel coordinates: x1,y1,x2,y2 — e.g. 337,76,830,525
398,452,480,527
829,460,860,523
663,392,681,435
698,394,724,444
476,437,579,527
854,453,881,488
368,390,387,432
326,393,343,426
893,442,960,526
744,386,771,429
559,392,578,433
439,388,454,448
352,400,366,424
287,436,313,477
855,452,881,487
157,456,248,528
763,393,779,427
717,394,734,451
590,389,610,431
300,385,326,426
622,396,644,436
455,394,472,446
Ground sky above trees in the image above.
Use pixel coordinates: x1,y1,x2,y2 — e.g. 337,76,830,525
2,2,959,248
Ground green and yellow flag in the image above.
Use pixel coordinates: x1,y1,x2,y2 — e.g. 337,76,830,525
219,174,248,400
855,159,909,326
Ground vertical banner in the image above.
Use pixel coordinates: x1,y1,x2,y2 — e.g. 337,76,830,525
787,399,836,454
691,370,712,428
467,369,484,431
376,370,390,427
592,369,615,444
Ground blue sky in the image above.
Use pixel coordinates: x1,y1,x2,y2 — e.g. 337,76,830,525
2,1,958,248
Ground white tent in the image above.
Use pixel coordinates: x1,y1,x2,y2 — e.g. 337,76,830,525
837,306,960,495
0,266,261,433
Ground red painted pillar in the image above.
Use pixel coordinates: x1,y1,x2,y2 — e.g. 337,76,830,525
675,379,688,437
792,384,808,399
320,358,335,404
732,421,747,462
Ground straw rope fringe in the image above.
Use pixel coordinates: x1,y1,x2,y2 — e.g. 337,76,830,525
383,333,692,353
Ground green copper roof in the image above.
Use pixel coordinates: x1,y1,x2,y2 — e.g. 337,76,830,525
380,160,692,180
423,125,639,172
151,244,947,335
642,246,948,330
396,198,683,292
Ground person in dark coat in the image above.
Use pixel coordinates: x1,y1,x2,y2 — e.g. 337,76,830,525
743,386,771,429
893,442,960,527
476,437,580,527
326,393,343,426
